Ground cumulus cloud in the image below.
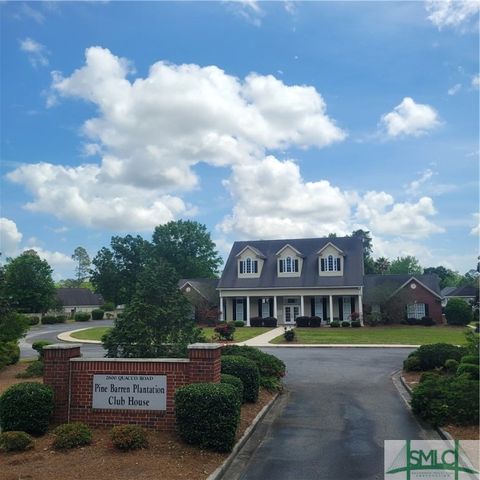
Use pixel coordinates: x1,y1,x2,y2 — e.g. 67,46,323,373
10,46,345,231
0,217,23,258
19,37,49,68
472,74,480,89
379,97,440,138
471,213,480,236
426,0,480,31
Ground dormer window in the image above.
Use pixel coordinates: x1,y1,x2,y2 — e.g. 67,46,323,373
321,255,341,272
279,256,299,273
240,257,258,274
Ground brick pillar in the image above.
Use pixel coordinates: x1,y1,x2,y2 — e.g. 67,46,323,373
187,343,222,384
43,344,81,424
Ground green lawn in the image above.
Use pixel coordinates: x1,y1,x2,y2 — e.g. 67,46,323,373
70,327,112,341
270,326,471,345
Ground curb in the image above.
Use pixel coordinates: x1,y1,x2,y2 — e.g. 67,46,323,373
207,392,280,480
57,328,102,344
262,344,420,348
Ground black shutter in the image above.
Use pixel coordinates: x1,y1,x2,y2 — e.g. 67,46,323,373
240,262,244,274
338,297,343,320
294,259,299,272
279,260,284,273
269,298,274,317
243,298,247,321
254,260,258,273
258,298,262,317
322,297,327,321
350,296,355,314
425,303,429,317
336,258,341,271
233,297,236,321
311,298,315,316
320,258,325,271
223,299,227,321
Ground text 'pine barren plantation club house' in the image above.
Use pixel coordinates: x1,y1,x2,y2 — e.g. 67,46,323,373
201,236,444,326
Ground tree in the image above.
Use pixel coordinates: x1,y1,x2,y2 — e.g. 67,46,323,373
423,266,461,289
374,257,391,275
389,256,423,275
102,257,203,358
4,251,56,313
71,247,91,285
445,298,473,326
350,229,375,274
152,220,222,278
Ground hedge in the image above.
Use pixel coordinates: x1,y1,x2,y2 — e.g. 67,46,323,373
250,316,263,327
0,382,54,435
221,355,259,403
220,374,244,403
32,340,53,359
91,309,105,320
41,315,66,325
445,298,473,326
175,383,241,452
456,364,479,380
405,343,467,371
74,312,91,322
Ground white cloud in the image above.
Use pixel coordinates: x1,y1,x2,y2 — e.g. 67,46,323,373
10,46,345,231
472,74,480,89
447,83,462,95
426,0,480,31
19,37,49,68
471,213,480,236
284,1,297,15
379,97,441,138
18,3,46,24
404,168,456,197
225,0,265,26
0,217,23,258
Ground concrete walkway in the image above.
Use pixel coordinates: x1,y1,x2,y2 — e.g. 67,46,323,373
239,327,285,346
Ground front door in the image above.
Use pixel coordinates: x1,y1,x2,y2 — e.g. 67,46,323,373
284,305,299,324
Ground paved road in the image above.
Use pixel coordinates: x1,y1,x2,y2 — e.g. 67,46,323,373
223,347,439,480
20,320,113,359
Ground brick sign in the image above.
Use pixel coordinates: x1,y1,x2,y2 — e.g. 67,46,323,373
92,374,167,411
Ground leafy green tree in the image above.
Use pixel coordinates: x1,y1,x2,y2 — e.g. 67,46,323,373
389,256,423,275
152,220,222,278
4,251,56,313
423,266,461,289
56,279,94,290
445,298,473,326
374,257,391,275
350,229,375,273
71,246,91,285
102,257,203,358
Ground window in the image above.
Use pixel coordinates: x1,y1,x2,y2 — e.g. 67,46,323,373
279,257,299,273
320,256,341,272
239,257,258,274
407,303,426,319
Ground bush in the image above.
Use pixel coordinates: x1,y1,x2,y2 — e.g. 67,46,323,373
214,322,236,341
310,316,321,328
341,321,350,328
101,302,116,312
445,298,473,326
0,382,54,435
27,316,40,326
444,359,459,373
330,321,340,328
406,317,421,326
234,320,245,327
419,371,441,383
175,383,241,453
284,329,295,342
91,309,105,320
41,315,61,325
55,315,67,323
460,355,479,365
365,312,382,327
74,312,91,322
221,374,244,402
351,320,361,328
52,422,92,450
110,425,148,451
116,312,124,319
263,317,277,327
2,341,20,365
16,360,44,378
221,355,259,403
0,431,34,452
407,343,467,371
222,345,286,379
259,375,282,392
295,316,310,327
421,316,435,327
32,340,53,359
456,364,479,380
249,316,263,327
411,375,479,426
403,356,421,371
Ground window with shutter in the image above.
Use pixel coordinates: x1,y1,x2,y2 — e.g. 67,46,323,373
294,259,299,272
320,258,325,271
239,261,244,274
336,258,341,271
279,260,284,272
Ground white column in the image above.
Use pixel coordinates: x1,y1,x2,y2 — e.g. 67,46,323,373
273,296,278,319
300,295,305,317
329,295,334,323
219,292,224,322
246,296,251,326
358,294,363,326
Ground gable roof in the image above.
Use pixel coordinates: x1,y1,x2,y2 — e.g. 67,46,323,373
218,236,364,289
178,278,219,304
235,245,266,259
56,288,103,307
317,242,345,256
441,286,457,297
363,274,441,303
444,285,478,298
275,243,306,258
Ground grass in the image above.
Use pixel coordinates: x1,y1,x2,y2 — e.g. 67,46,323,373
270,325,471,345
70,327,112,341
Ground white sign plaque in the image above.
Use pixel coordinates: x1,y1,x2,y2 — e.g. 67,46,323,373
92,374,167,411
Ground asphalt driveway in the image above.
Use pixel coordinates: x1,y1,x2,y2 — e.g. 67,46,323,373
223,347,439,480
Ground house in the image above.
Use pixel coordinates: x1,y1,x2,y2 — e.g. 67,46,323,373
55,288,104,317
217,237,365,326
441,285,478,307
178,278,220,324
363,274,443,324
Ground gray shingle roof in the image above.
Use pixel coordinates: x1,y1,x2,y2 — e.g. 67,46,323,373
445,285,478,298
218,236,364,289
178,278,219,304
56,288,103,307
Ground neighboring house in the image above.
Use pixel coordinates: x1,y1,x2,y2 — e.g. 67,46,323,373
217,237,365,326
441,285,478,307
363,274,443,324
55,288,104,316
178,278,220,324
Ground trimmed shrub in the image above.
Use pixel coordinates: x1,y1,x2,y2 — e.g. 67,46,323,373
295,316,310,327
456,364,479,380
16,360,44,378
330,321,340,328
0,431,34,452
351,320,361,328
310,316,321,328
27,316,40,326
249,316,263,327
91,309,104,320
56,315,67,323
411,375,479,426
101,302,115,312
234,320,245,327
175,383,241,453
284,329,295,342
404,356,421,371
444,359,459,373
460,355,479,365
3,342,20,365
41,315,59,325
221,373,244,402
0,382,54,435
111,425,148,451
221,355,259,403
341,321,350,328
259,375,282,392
419,371,441,383
406,317,421,326
263,317,278,327
74,312,91,322
445,298,473,326
52,422,92,450
32,340,53,359
214,322,236,341
407,343,467,371
421,316,435,327
222,345,286,379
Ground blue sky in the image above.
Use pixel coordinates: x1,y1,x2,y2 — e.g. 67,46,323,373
0,1,479,279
